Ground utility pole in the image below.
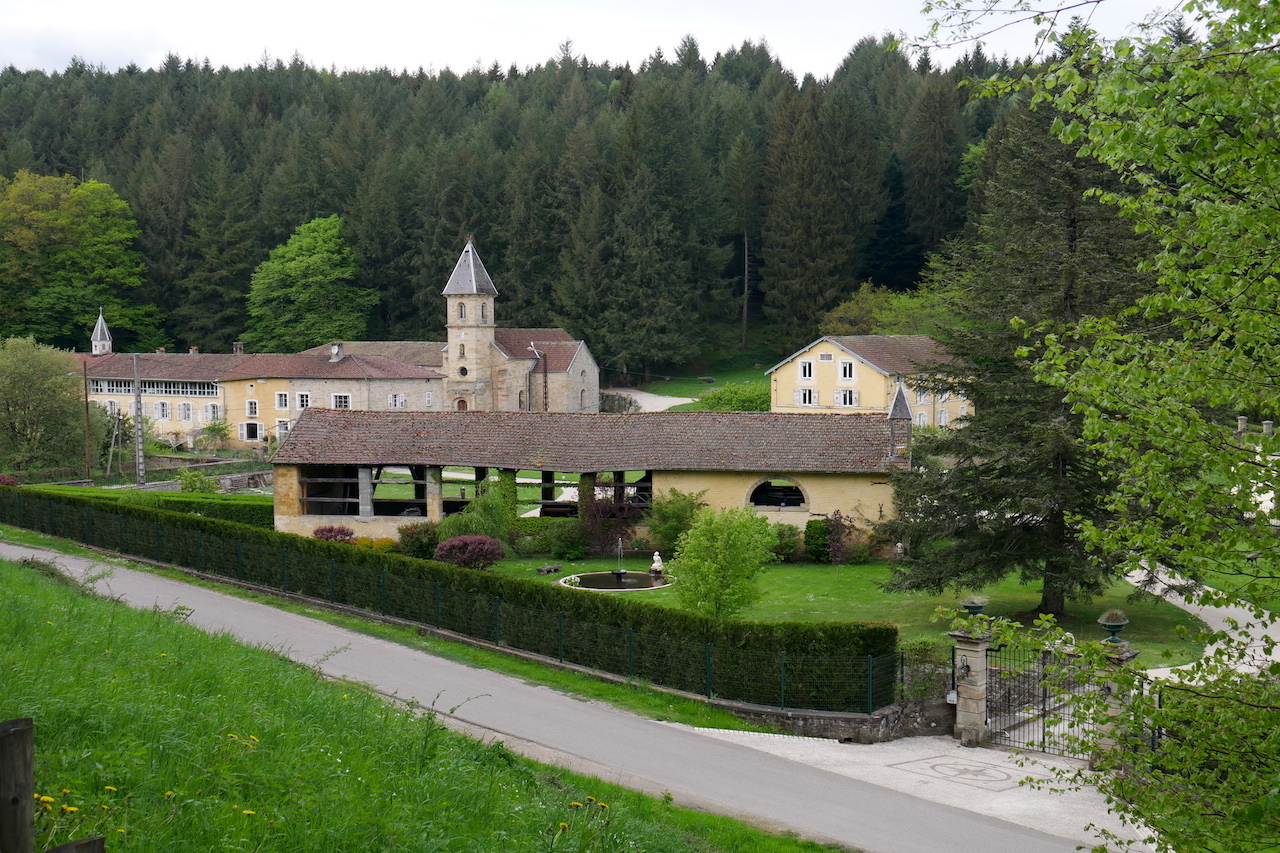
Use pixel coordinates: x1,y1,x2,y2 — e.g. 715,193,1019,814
132,354,145,486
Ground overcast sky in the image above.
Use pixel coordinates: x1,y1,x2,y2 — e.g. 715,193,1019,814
6,0,1171,79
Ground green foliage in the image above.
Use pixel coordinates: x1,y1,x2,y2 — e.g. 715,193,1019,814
0,337,109,472
0,487,899,711
197,417,231,451
438,485,515,544
29,485,274,528
672,507,778,618
175,467,218,493
2,560,839,853
0,171,166,350
241,215,378,352
544,518,588,561
804,518,830,563
396,521,440,560
819,281,894,337
645,488,707,555
312,524,356,542
698,382,770,412
771,522,802,562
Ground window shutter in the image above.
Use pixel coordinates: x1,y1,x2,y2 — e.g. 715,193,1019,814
793,388,802,405
238,423,247,441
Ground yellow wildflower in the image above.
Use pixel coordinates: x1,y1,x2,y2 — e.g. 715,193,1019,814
598,803,609,810
242,810,256,816
38,795,54,804
569,802,583,808
558,822,569,832
104,786,117,792
164,791,175,798
60,805,78,813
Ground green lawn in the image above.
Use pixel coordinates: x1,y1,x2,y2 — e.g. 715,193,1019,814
638,347,775,399
491,555,1206,667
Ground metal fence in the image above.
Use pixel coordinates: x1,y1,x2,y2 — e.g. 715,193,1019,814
0,490,918,714
985,643,1099,758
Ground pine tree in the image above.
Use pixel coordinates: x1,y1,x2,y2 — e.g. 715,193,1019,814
877,100,1156,615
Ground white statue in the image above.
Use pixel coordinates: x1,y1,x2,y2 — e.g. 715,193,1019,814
651,551,664,572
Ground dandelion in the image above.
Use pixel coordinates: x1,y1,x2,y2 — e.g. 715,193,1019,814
558,822,569,832
586,796,596,803
242,810,256,816
104,786,117,792
163,791,175,798
38,795,54,804
117,829,126,834
569,802,583,808
598,803,609,810
62,789,71,795
248,735,259,742
60,805,78,813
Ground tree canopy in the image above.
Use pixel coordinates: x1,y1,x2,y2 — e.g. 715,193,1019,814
671,506,777,618
0,337,105,474
241,215,377,352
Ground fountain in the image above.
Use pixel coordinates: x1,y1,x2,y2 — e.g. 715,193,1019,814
558,544,674,591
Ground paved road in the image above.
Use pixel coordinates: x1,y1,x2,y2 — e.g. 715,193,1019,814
3,542,1118,853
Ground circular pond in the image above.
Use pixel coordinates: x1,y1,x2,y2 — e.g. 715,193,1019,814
559,570,674,591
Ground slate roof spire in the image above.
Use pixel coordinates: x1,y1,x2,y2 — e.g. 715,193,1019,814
91,308,112,356
441,240,498,296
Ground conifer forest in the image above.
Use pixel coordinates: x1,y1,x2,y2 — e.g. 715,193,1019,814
0,38,1019,378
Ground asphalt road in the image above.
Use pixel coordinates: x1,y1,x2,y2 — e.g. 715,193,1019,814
5,542,1098,853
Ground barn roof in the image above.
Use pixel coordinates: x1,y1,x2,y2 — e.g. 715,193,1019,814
272,409,907,474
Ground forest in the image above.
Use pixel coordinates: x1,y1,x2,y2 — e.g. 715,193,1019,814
0,36,1019,379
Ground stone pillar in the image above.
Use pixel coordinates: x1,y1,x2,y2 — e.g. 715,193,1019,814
357,466,373,518
1091,643,1141,769
424,466,443,523
613,470,626,504
950,630,990,747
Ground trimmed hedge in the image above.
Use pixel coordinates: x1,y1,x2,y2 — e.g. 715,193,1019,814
26,486,275,529
0,487,899,711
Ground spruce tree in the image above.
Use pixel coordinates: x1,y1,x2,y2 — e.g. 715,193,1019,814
876,100,1155,615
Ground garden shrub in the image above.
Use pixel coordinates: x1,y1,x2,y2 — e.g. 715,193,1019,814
772,523,802,562
353,537,399,552
175,468,219,493
0,474,17,487
438,486,512,543
313,524,356,542
434,535,505,570
826,510,855,565
116,489,165,509
397,521,440,559
698,381,770,412
544,518,587,561
804,518,831,563
644,488,707,555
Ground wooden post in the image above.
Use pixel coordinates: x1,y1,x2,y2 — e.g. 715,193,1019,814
46,839,105,853
0,717,34,853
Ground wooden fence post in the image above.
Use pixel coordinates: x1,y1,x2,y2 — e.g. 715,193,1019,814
0,717,34,853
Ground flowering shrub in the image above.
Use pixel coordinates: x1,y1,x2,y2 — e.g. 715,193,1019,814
312,525,356,543
396,521,440,559
0,474,17,487
434,535,505,570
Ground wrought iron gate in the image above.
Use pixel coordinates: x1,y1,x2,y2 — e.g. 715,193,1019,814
985,644,1098,758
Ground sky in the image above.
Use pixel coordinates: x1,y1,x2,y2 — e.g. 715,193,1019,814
6,0,1173,79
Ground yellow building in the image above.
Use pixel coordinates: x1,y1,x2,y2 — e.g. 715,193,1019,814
768,335,969,427
271,409,912,540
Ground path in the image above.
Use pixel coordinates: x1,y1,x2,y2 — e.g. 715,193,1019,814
0,539,1143,853
604,387,695,411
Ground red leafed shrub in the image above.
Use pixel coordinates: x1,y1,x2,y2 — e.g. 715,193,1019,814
0,475,17,487
434,535,505,570
312,525,356,543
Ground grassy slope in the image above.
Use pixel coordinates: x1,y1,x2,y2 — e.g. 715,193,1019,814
2,557,853,853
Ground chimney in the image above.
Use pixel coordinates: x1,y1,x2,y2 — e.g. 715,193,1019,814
189,346,199,354
156,347,165,353
233,341,244,355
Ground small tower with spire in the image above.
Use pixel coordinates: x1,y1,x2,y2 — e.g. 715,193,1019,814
90,309,112,356
442,240,498,411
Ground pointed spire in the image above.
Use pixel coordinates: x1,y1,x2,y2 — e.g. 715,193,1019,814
91,308,112,356
441,240,498,296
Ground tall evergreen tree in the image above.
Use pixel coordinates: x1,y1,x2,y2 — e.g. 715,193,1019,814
876,100,1156,615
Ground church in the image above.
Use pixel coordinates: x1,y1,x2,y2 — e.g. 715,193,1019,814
302,241,599,413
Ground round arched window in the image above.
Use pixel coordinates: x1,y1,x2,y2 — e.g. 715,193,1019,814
749,478,805,508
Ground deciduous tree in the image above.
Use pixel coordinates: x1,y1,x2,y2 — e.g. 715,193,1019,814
671,506,777,618
241,215,377,352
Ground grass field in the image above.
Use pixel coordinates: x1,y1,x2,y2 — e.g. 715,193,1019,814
491,555,1206,667
637,347,775,399
2,557,854,852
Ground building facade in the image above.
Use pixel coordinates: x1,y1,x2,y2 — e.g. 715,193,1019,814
768,335,969,427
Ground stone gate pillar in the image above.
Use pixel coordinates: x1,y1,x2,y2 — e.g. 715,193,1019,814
951,629,990,747
1092,643,1141,769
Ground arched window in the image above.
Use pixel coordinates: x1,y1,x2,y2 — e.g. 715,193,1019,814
749,478,805,508
459,344,465,359
579,389,585,409
458,302,466,320
456,399,468,411
480,302,486,321
518,390,525,410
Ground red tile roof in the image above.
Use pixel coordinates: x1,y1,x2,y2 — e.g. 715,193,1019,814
219,354,443,380
768,335,952,377
84,353,253,381
272,409,905,474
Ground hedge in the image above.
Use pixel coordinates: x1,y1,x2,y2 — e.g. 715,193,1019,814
25,487,275,529
0,487,899,711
